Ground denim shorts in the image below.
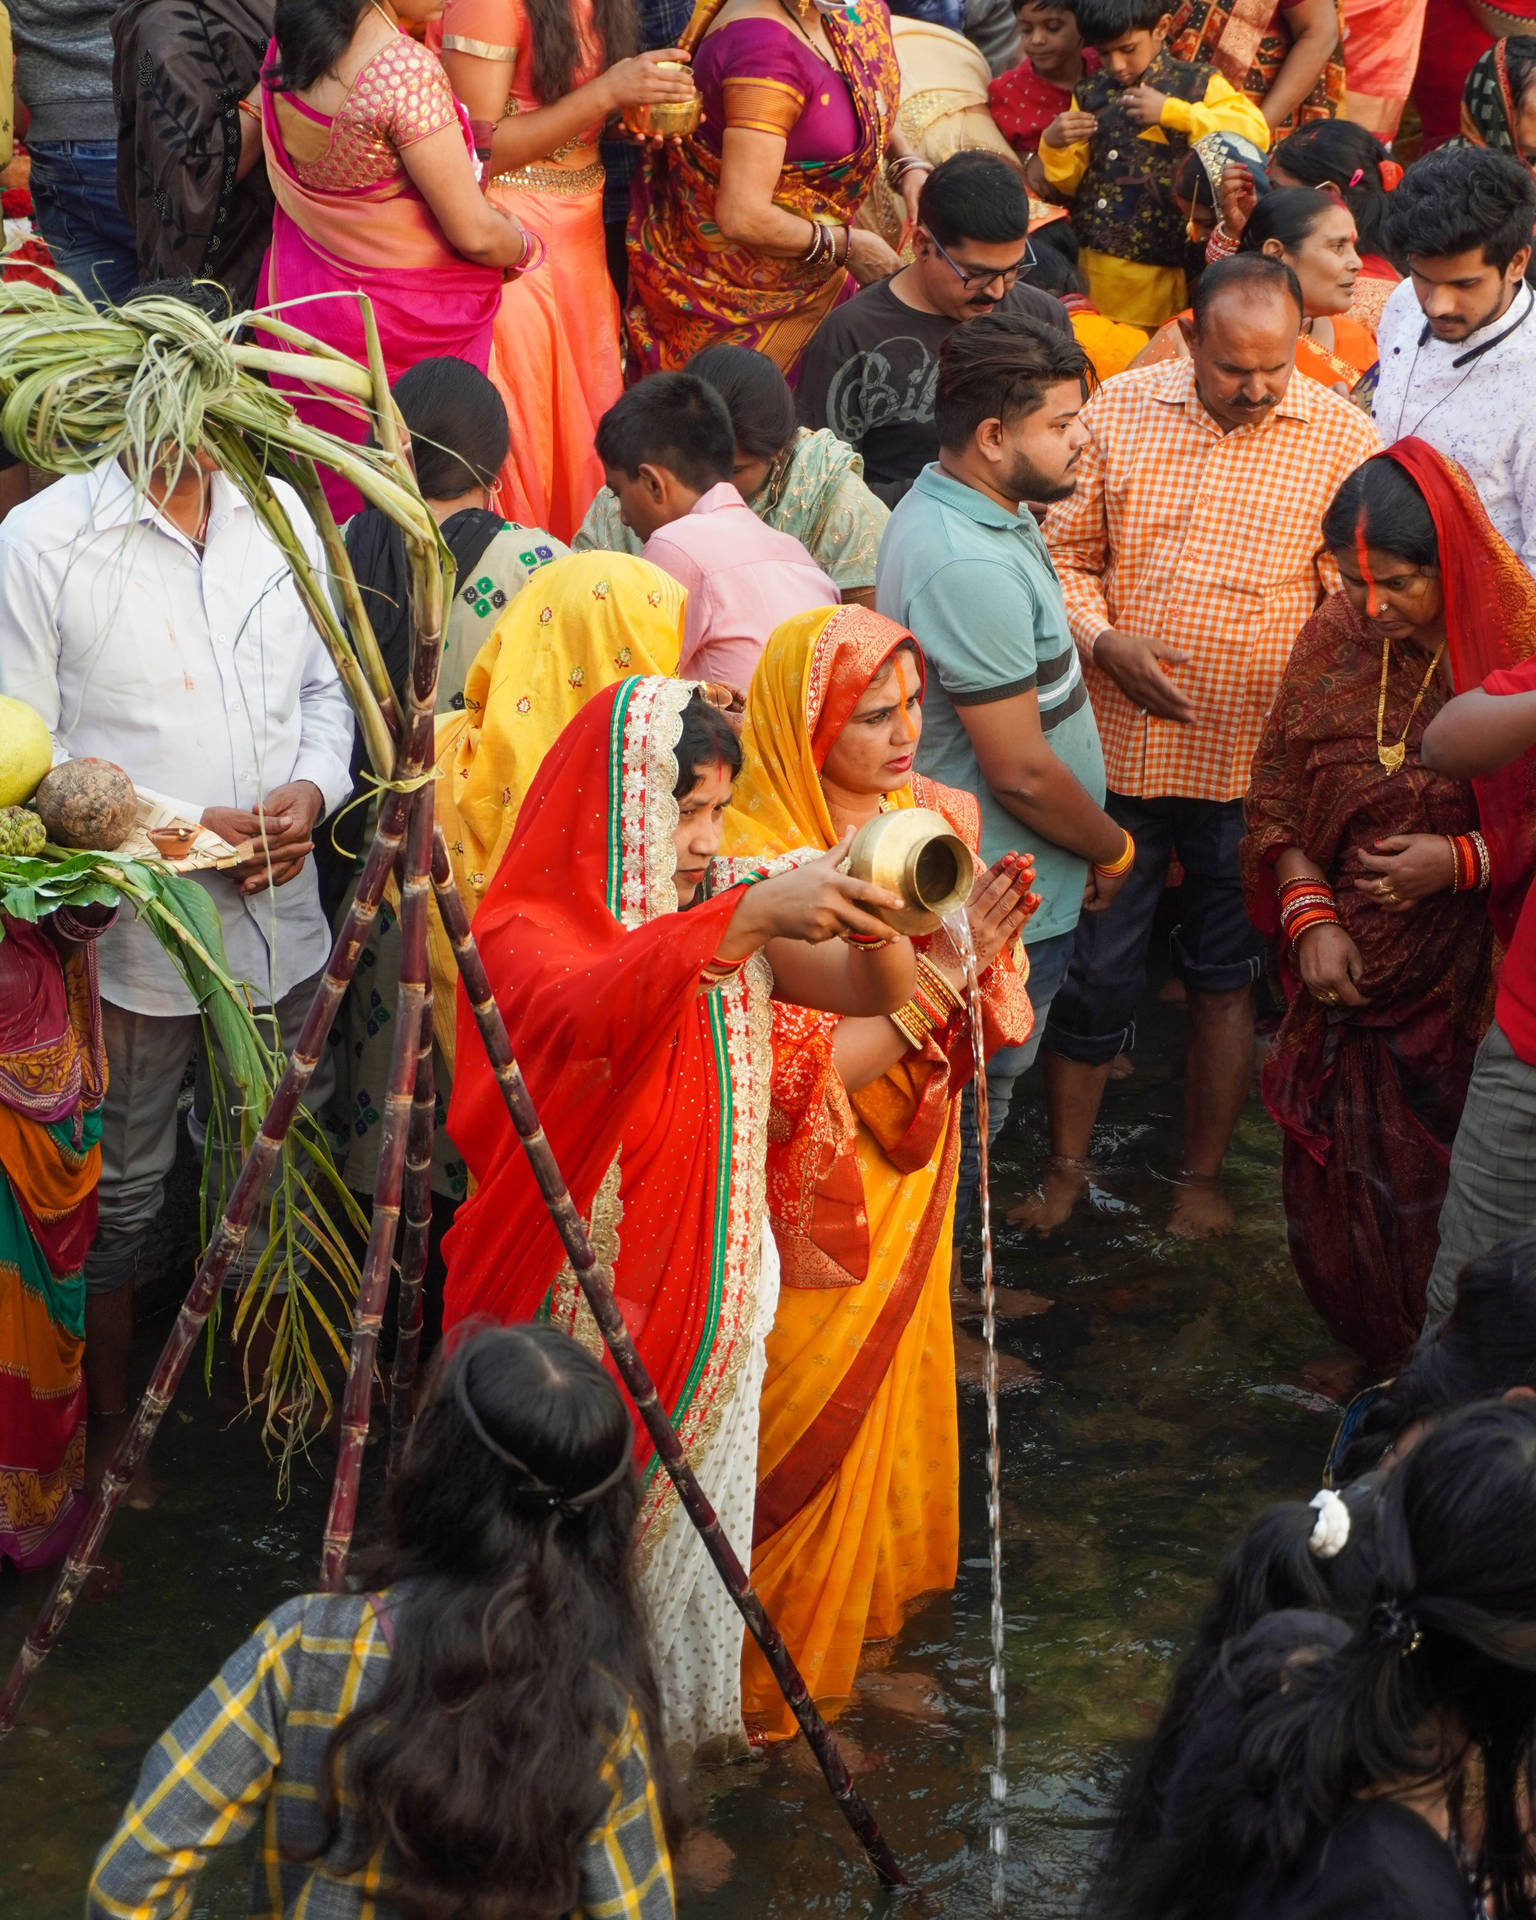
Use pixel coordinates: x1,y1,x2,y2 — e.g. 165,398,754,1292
1042,793,1264,1067
28,141,140,308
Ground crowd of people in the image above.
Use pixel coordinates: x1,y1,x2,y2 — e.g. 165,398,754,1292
6,0,1536,1915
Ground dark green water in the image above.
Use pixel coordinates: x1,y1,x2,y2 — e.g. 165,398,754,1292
0,993,1337,1918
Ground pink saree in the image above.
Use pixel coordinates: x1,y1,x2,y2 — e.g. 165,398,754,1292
257,32,504,516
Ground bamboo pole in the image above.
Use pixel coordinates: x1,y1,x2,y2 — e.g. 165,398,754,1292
428,829,908,1890
387,986,436,1476
0,792,415,1736
320,789,435,1588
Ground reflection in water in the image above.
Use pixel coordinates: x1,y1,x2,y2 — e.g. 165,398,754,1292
0,993,1335,1918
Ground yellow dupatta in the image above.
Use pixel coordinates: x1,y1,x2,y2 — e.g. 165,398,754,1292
723,605,1028,1738
429,553,685,1064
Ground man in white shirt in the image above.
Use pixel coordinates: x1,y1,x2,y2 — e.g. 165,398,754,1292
1373,146,1536,573
0,432,353,1462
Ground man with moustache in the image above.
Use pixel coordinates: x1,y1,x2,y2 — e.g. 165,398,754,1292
1020,254,1378,1241
1373,146,1536,575
797,151,1070,507
876,312,1119,1357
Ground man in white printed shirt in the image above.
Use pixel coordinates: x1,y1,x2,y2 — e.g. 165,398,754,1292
0,392,353,1469
1373,146,1536,574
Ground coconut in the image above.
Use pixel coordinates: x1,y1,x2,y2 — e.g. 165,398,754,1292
0,695,53,808
34,759,138,851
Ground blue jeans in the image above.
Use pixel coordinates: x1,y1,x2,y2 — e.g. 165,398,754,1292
953,927,1077,1248
29,142,139,308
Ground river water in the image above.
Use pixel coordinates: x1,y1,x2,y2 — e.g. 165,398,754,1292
0,991,1339,1918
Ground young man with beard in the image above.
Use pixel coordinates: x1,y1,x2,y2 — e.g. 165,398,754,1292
1373,146,1536,575
1028,254,1378,1241
796,151,1071,507
876,311,1120,1355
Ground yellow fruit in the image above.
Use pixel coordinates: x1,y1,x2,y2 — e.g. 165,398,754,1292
0,696,53,808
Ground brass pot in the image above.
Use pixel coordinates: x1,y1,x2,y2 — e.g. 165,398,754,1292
623,67,703,138
844,807,975,936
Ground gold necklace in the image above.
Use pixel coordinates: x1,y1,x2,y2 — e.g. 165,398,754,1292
1376,630,1446,775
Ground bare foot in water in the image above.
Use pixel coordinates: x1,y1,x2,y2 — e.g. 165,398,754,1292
1107,1052,1134,1080
675,1830,734,1896
1007,1157,1091,1235
953,1326,1040,1391
954,1287,1054,1323
1167,1174,1236,1240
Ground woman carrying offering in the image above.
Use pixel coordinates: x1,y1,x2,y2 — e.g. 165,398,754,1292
258,0,531,517
439,0,696,541
575,343,889,606
441,676,919,1758
0,907,110,1567
1135,185,1375,391
626,0,926,375
90,1325,682,1919
1241,441,1536,1374
722,606,1036,1737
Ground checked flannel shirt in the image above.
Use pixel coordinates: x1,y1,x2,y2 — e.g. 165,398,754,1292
87,1591,675,1920
1043,357,1380,803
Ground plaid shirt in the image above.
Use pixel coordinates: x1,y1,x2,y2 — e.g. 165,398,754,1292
600,0,695,226
88,1591,675,1920
1043,358,1380,802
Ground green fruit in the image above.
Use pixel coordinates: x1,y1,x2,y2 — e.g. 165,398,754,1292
0,695,52,808
0,806,44,856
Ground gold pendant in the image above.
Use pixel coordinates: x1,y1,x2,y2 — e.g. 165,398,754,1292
1378,741,1407,775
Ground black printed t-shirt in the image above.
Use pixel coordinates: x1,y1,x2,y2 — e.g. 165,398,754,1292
796,276,1070,507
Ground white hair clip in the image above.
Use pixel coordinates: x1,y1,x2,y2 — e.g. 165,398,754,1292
1308,1488,1351,1560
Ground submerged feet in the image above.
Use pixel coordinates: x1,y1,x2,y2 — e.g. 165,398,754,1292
952,1324,1040,1391
1006,1155,1092,1235
1167,1172,1236,1240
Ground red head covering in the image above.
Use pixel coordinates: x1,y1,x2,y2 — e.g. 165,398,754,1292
1383,438,1536,943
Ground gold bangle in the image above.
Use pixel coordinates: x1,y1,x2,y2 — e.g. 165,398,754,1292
238,97,261,121
890,999,935,1049
1094,831,1135,879
916,953,963,1016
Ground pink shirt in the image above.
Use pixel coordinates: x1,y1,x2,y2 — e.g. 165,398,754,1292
643,483,839,690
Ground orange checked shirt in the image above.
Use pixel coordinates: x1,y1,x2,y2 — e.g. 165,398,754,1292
1043,358,1380,803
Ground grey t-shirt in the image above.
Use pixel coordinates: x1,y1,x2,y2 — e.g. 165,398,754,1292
878,463,1105,945
797,277,1070,507
11,1,117,143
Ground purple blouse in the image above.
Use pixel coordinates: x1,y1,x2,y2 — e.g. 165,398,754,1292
692,18,860,163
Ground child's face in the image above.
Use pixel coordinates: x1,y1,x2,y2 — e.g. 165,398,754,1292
1015,2,1083,74
1092,14,1170,86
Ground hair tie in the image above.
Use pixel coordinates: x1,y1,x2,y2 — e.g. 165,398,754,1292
1369,1599,1423,1655
1378,159,1403,191
1307,1488,1351,1559
454,1362,633,1516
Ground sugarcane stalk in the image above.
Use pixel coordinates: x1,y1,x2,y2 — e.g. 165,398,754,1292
320,788,435,1587
429,830,907,1889
388,987,436,1476
0,791,417,1737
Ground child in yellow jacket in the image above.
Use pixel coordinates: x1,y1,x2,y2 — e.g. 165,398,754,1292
1039,0,1268,328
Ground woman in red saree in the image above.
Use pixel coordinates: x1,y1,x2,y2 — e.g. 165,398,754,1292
721,607,1035,1737
0,909,110,1570
1242,440,1536,1373
257,0,529,517
442,675,917,1758
625,0,925,376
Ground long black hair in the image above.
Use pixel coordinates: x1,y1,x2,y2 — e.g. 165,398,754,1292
1270,119,1398,263
687,344,798,465
524,0,637,106
268,0,372,91
1093,1476,1383,1900
1099,1398,1536,1920
1321,453,1439,568
1237,185,1344,260
308,1324,684,1917
1333,1229,1536,1482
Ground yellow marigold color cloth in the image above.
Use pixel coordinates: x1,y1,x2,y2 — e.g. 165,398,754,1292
429,552,685,1065
722,604,1031,1738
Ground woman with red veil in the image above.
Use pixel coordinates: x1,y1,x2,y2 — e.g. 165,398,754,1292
1243,439,1536,1373
442,674,917,1759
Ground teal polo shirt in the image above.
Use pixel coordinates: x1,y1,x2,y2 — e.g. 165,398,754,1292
876,463,1106,945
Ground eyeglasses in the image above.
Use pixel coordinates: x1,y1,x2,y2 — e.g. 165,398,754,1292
923,228,1037,292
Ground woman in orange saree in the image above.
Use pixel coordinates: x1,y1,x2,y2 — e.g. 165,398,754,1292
0,910,109,1571
721,606,1035,1738
441,673,919,1757
625,0,923,377
257,0,527,518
